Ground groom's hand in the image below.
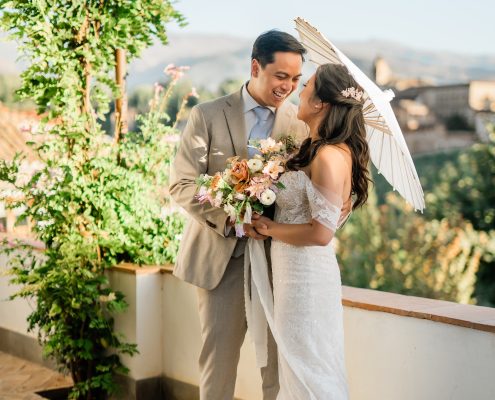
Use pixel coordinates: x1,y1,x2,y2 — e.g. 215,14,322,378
243,223,268,240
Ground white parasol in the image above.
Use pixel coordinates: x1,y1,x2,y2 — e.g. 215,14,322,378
295,17,425,212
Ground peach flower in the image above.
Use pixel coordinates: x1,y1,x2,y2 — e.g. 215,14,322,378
263,160,284,180
231,160,250,184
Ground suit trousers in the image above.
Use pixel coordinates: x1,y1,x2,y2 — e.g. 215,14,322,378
197,252,279,400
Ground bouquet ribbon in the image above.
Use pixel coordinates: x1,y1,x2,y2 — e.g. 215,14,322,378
243,239,317,395
243,238,274,368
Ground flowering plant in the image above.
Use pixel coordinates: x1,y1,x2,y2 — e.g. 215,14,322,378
196,136,298,237
0,0,185,395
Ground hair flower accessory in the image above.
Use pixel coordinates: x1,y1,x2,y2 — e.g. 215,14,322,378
341,87,364,102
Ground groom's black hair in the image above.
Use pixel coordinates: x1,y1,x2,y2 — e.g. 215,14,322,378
251,30,306,68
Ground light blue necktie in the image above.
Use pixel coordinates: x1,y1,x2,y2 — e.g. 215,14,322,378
248,106,274,158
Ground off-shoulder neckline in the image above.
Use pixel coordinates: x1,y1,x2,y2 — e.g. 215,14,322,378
286,170,353,229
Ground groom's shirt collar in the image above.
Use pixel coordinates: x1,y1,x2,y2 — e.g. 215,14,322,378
242,82,276,114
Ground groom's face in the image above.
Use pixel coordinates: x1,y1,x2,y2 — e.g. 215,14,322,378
250,51,303,108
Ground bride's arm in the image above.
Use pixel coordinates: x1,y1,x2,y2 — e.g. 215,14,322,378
253,146,348,246
252,215,333,246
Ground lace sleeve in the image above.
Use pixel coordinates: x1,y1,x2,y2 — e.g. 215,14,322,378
306,145,352,233
306,180,343,232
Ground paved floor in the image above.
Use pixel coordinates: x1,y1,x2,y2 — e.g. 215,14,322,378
0,351,72,400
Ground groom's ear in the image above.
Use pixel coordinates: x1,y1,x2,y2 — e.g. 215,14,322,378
251,59,260,78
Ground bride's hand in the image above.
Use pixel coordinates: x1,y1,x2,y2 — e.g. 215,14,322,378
251,214,273,237
243,222,268,240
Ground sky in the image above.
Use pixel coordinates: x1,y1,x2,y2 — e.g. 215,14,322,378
171,0,495,56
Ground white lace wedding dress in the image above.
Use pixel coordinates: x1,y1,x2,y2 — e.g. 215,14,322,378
245,169,350,399
271,170,349,400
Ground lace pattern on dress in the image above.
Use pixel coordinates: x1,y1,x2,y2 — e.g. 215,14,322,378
264,169,350,398
275,170,348,234
305,178,342,233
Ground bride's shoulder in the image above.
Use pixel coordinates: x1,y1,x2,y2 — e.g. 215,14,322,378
314,144,351,166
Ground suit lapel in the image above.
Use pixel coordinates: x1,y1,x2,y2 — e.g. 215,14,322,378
224,89,248,160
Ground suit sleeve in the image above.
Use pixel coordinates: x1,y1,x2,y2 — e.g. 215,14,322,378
169,105,229,237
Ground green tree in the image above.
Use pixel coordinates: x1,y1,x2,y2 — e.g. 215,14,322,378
0,1,185,399
217,78,244,97
426,127,495,232
369,125,495,305
337,190,495,304
424,126,495,305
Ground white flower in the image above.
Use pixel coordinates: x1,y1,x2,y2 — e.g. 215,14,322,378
243,202,252,224
213,191,223,207
36,219,55,229
15,172,31,187
259,137,283,153
217,176,230,190
0,189,24,201
247,158,263,173
223,168,233,184
224,204,237,222
235,223,245,237
99,292,117,303
36,207,48,216
198,186,208,196
49,167,64,182
260,189,276,206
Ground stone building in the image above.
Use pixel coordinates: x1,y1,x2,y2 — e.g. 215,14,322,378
0,104,40,234
396,81,495,144
398,81,495,124
372,58,495,154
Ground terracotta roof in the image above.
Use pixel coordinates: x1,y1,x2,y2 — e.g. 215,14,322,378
0,104,40,162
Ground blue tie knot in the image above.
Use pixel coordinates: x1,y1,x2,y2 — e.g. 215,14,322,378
253,106,271,122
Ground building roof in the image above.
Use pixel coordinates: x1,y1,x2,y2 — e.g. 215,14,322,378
0,104,40,162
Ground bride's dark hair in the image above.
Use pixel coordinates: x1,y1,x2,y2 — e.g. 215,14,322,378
286,63,371,209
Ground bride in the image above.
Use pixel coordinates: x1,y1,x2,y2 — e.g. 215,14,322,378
252,63,371,399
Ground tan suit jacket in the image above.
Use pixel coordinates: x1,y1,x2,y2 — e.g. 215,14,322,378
169,88,308,289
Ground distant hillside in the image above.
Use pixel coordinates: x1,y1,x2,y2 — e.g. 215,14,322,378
1,32,495,92
126,33,252,90
341,39,495,84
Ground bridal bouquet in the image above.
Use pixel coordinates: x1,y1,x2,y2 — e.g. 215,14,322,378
195,136,297,237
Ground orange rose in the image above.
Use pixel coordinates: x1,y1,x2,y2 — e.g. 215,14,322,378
210,174,221,190
231,160,250,184
234,181,248,193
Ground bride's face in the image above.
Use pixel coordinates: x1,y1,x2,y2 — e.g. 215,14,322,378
297,74,321,124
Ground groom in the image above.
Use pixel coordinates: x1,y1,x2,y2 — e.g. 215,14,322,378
169,30,308,399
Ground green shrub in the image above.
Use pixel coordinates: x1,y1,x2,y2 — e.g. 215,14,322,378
0,1,185,398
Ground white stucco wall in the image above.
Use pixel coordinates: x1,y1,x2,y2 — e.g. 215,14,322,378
344,307,495,400
0,251,36,337
2,258,495,400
